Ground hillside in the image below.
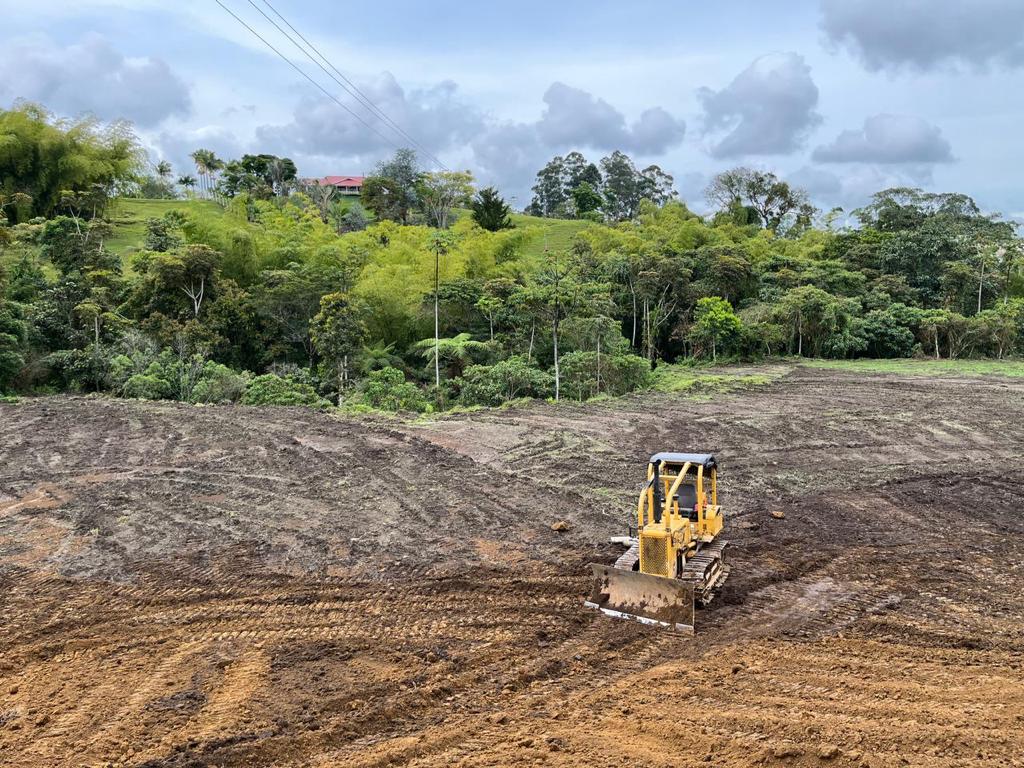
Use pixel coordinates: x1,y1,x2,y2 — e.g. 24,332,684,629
104,197,592,262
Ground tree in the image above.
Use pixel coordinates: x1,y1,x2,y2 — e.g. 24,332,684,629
360,367,428,412
706,168,810,231
190,149,223,199
310,292,368,400
458,357,553,406
428,231,456,387
471,187,514,231
528,156,568,217
639,165,677,207
300,179,336,224
0,103,144,222
362,149,421,224
155,161,172,180
0,280,27,392
413,333,490,379
571,182,603,218
339,202,369,233
564,151,602,191
219,154,297,199
177,175,197,194
418,170,474,229
689,297,742,361
601,151,643,222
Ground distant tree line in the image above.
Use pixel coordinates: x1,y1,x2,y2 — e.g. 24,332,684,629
2,102,1023,410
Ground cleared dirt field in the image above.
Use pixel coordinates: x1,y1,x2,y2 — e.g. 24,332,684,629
2,365,1024,767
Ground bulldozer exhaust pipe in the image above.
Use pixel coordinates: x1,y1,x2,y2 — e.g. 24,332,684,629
584,563,695,634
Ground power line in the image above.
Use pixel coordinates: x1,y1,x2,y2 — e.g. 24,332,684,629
256,0,448,171
213,0,406,159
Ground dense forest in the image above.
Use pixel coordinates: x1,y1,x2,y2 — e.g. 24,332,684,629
1,103,1022,409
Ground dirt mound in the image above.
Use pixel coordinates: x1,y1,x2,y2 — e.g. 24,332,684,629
2,366,1023,766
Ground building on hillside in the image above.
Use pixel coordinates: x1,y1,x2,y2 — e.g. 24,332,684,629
317,176,365,195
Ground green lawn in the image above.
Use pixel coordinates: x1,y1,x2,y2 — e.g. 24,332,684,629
105,198,229,256
802,358,1024,378
510,214,593,261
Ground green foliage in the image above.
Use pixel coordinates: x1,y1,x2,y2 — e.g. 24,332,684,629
310,292,368,395
0,296,27,392
190,362,249,404
219,154,297,199
241,373,324,407
359,366,429,412
457,356,553,406
689,297,743,360
5,103,1024,414
0,103,144,223
471,187,514,231
559,351,650,400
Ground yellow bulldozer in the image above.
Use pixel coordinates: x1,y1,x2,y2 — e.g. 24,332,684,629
585,452,729,633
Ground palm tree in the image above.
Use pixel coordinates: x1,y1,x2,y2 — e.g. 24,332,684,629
177,175,197,196
190,149,221,199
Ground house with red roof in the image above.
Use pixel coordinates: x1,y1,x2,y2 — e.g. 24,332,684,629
317,176,365,195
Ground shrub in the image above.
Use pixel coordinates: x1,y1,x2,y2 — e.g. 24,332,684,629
559,351,650,400
458,356,553,406
190,362,249,403
123,372,173,400
359,367,429,412
241,373,324,407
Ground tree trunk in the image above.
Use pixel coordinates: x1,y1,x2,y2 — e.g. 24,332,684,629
552,314,560,402
528,319,535,363
934,330,940,360
630,282,637,347
434,250,441,389
596,334,601,396
712,337,716,362
977,258,985,315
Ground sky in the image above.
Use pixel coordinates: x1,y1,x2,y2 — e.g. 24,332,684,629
2,0,1023,219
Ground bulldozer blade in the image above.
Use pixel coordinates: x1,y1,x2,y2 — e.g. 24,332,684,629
584,563,695,634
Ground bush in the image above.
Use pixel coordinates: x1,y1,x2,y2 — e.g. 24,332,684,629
458,356,552,406
359,367,429,412
190,362,249,403
861,308,916,358
241,373,325,407
123,372,173,400
559,351,650,400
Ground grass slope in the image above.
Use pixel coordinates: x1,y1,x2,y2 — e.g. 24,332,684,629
105,198,230,256
803,358,1024,378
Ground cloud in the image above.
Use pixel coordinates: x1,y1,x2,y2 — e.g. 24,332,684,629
471,82,684,197
0,34,190,126
788,164,941,210
536,82,685,154
812,114,954,164
698,53,821,158
820,0,1024,72
256,73,484,168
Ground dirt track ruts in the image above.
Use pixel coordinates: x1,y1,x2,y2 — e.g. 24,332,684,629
2,365,1023,767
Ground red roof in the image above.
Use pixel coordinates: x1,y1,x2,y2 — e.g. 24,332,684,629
319,175,365,187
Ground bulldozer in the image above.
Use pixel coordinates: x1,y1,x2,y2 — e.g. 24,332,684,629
585,452,729,634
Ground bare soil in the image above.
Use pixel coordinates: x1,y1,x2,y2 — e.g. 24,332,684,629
2,365,1023,767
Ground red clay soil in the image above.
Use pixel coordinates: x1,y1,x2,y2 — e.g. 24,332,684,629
1,365,1023,767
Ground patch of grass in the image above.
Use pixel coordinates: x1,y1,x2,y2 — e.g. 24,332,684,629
649,364,777,397
509,213,593,261
105,198,230,256
803,358,1024,378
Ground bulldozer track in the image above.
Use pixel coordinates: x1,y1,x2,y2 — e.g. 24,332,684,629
4,369,1024,766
